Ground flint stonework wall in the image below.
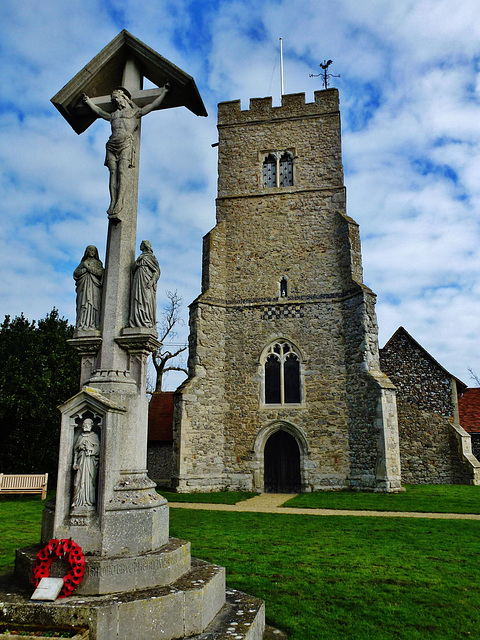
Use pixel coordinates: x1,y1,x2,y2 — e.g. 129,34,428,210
147,442,174,485
472,435,480,460
340,290,402,490
395,402,470,484
380,332,471,484
222,298,352,490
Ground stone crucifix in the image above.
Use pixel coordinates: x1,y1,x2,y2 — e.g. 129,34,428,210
44,30,207,568
83,81,169,220
53,30,206,376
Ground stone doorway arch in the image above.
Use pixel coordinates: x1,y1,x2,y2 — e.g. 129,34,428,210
252,421,308,493
264,430,301,493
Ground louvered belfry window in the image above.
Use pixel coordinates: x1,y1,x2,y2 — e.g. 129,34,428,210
279,152,293,186
263,154,277,187
262,151,293,188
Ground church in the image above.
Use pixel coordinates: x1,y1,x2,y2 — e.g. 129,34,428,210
149,88,480,492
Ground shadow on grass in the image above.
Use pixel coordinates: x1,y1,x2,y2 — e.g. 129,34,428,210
282,484,480,514
156,489,258,504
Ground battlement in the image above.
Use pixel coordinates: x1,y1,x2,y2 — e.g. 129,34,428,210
218,89,339,125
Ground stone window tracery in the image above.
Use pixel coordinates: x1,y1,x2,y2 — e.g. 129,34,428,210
263,341,301,405
262,151,293,188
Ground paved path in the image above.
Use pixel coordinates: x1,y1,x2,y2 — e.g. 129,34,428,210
168,493,480,520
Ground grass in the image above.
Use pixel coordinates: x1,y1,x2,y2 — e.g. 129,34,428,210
170,509,480,640
0,495,47,572
156,484,480,513
283,484,480,514
155,489,258,504
2,493,480,639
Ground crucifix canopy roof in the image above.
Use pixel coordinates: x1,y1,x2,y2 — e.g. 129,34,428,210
51,30,207,134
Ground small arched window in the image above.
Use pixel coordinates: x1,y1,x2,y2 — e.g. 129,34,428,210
263,341,301,405
280,277,288,298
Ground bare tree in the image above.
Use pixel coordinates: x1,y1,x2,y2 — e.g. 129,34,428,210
152,290,188,392
468,367,480,387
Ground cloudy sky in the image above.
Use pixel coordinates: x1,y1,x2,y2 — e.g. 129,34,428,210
1,0,480,389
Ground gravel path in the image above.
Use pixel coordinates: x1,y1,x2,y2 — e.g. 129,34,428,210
168,493,480,520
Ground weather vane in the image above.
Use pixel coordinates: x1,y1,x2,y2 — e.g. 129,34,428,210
309,59,340,89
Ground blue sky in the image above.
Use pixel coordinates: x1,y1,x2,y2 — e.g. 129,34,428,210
1,0,480,389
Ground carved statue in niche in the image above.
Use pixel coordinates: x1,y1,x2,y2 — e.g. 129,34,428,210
73,246,103,330
83,84,170,219
128,240,160,328
71,418,100,510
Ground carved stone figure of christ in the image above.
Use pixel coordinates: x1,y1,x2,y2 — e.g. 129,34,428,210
83,83,170,219
71,418,100,510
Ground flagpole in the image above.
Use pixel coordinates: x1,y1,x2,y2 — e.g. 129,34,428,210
279,37,284,98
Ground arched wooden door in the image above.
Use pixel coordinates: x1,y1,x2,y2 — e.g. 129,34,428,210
264,430,301,493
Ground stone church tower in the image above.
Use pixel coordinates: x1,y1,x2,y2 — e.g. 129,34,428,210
173,89,402,493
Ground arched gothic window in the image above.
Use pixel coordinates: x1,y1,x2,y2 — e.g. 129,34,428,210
262,151,294,188
263,341,301,405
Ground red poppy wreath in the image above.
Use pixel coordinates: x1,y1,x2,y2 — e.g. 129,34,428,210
31,538,85,598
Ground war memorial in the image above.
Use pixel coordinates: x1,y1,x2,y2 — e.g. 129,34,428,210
0,31,267,640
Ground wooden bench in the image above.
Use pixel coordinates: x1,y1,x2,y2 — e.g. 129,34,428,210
0,473,48,499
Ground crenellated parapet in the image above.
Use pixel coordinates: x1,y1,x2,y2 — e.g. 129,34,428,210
218,89,339,126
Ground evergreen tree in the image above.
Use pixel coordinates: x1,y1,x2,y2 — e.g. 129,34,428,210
0,309,80,480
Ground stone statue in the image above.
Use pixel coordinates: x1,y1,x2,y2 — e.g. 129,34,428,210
71,418,100,509
129,240,160,328
73,246,103,330
83,84,170,219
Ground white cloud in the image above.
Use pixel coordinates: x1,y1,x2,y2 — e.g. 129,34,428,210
1,0,480,387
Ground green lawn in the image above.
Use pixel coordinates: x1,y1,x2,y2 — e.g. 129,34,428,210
0,495,47,572
283,484,480,514
156,489,257,504
156,484,480,514
171,509,480,640
1,495,480,639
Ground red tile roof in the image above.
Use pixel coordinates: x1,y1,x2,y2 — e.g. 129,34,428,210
148,391,174,441
458,388,480,434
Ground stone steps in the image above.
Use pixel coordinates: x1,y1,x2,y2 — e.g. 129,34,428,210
191,588,265,639
1,558,227,639
0,565,284,639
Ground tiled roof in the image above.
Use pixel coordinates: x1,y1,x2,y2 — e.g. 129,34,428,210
148,391,174,441
458,388,480,434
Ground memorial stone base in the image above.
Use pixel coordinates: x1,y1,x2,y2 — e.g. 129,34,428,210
0,555,267,640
